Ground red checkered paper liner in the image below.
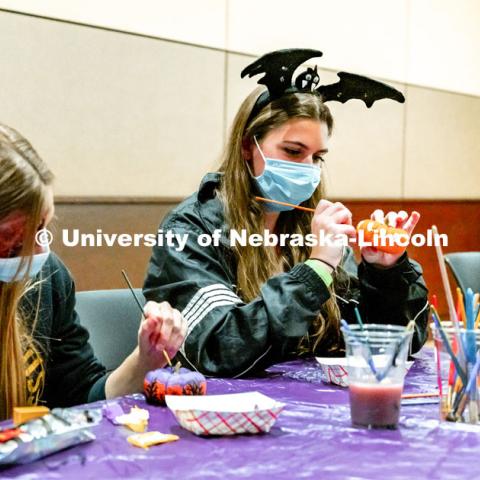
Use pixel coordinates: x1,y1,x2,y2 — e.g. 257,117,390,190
318,363,349,387
175,406,284,435
166,392,285,436
315,356,415,387
316,357,349,387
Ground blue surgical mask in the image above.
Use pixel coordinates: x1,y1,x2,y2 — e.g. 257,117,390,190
0,244,50,283
252,136,321,212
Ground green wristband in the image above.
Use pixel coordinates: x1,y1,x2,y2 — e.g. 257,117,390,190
305,259,333,287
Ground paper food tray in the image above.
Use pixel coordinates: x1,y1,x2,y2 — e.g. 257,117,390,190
166,392,285,436
315,356,414,387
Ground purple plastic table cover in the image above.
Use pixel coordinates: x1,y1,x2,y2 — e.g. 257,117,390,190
2,347,479,480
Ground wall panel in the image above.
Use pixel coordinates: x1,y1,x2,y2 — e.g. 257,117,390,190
404,86,480,199
53,199,480,319
0,11,225,198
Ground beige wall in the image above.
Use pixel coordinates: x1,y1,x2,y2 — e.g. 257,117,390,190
0,0,227,49
0,10,479,199
0,12,225,197
1,0,480,96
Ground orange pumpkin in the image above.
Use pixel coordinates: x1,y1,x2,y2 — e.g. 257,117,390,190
356,219,409,255
144,362,207,406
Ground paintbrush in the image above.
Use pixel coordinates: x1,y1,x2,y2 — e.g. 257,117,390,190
255,196,315,213
401,393,439,399
432,225,465,363
431,307,467,384
433,334,444,401
340,319,378,377
121,269,172,367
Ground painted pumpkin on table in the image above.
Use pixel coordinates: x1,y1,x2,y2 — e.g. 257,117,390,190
144,362,207,406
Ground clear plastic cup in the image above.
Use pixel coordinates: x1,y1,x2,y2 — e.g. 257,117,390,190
341,324,413,429
430,321,480,423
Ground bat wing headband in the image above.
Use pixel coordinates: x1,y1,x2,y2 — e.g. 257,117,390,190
241,48,405,119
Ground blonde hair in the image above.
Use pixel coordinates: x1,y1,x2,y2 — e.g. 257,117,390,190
219,88,343,355
0,124,53,419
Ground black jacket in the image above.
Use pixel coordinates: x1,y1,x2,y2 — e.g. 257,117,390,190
21,253,107,407
143,173,429,377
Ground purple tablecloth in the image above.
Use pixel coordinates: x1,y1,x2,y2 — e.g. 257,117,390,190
2,347,479,480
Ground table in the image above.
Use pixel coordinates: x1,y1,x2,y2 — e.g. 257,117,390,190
3,348,480,480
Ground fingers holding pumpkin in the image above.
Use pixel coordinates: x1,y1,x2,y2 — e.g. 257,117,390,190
369,209,418,233
402,211,421,235
371,209,384,224
384,211,397,227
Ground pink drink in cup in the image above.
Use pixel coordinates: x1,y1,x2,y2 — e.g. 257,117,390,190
341,324,413,430
349,382,403,428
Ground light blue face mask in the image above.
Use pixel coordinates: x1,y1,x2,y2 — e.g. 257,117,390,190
0,244,50,283
252,136,321,212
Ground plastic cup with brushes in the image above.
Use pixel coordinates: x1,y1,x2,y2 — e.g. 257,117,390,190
340,310,415,429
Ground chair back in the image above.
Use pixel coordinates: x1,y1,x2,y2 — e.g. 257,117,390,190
445,252,480,298
75,288,145,371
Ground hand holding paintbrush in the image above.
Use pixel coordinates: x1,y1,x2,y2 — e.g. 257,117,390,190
121,270,186,370
308,199,356,271
102,273,187,398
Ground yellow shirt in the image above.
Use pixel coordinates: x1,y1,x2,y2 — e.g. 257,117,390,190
23,344,45,406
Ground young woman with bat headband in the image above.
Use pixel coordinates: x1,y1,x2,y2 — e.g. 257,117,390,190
143,49,429,377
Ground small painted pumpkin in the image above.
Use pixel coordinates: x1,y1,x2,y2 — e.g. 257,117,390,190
144,362,207,406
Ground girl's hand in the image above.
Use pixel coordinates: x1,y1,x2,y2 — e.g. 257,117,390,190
361,209,420,267
310,200,356,270
138,301,187,371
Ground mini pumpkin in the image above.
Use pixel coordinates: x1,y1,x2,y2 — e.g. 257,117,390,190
144,362,207,406
356,219,409,255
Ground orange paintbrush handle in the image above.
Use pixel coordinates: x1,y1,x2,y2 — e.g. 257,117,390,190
255,196,316,213
356,219,409,255
401,393,438,399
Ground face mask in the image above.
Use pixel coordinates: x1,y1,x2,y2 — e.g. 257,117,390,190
252,137,321,212
0,243,50,283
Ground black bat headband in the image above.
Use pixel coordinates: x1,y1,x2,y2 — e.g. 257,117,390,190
241,48,405,119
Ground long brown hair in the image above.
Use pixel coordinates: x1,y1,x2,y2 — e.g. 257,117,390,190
0,124,54,419
219,88,344,355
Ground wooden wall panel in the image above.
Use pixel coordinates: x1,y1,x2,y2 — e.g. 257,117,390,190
344,200,480,317
53,199,480,318
52,202,178,293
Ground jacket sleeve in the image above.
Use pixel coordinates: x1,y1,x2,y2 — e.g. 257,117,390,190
341,248,429,353
43,254,108,407
143,220,331,377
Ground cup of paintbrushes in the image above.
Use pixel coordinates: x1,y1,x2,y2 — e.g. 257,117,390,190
430,319,480,424
340,324,414,429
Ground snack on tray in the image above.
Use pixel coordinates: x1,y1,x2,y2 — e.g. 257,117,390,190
115,406,149,432
127,431,179,449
